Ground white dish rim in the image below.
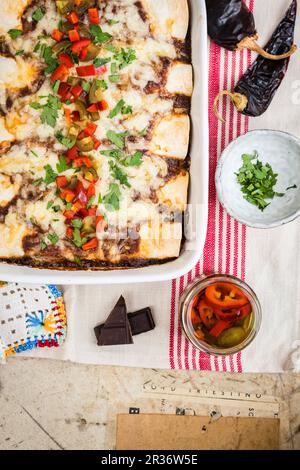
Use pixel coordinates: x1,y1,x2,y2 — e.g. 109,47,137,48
215,129,300,230
0,0,209,284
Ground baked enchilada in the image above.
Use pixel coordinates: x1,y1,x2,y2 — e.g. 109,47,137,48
0,0,192,269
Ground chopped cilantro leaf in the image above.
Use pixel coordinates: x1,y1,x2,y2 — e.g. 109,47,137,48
139,127,148,137
8,29,22,39
106,130,128,150
40,240,47,250
33,178,43,186
109,74,120,83
105,44,118,53
55,131,76,149
73,255,82,266
94,57,111,67
47,200,54,210
31,94,61,128
109,161,130,188
90,24,112,44
48,233,59,245
103,183,121,211
100,149,124,159
82,81,91,93
71,219,83,229
108,20,119,26
32,7,45,22
56,155,70,173
109,99,132,119
122,151,143,167
96,79,108,90
52,79,60,94
236,152,285,212
44,165,58,184
109,99,125,118
114,47,136,69
73,228,87,248
110,62,118,74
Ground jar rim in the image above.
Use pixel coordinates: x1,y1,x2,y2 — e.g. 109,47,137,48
180,274,262,356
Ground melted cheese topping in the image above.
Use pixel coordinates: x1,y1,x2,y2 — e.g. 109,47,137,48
0,144,59,176
0,0,191,263
0,212,28,257
0,0,30,33
25,198,66,239
0,174,21,207
0,56,40,91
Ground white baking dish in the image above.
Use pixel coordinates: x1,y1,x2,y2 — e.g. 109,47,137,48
0,0,208,284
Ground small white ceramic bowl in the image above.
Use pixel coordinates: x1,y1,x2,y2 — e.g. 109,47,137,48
215,130,300,229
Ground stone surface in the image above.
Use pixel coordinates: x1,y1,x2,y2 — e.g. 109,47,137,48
0,358,299,450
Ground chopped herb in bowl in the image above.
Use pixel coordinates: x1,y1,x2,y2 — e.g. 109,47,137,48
235,151,285,211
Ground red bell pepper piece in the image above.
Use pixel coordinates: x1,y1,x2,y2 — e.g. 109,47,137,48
79,47,88,61
71,39,91,54
77,130,86,140
88,207,97,216
88,8,100,25
60,189,76,203
86,183,95,198
76,64,96,77
82,237,98,251
87,103,98,113
209,320,230,338
67,146,78,160
98,100,109,111
75,180,84,195
51,64,69,82
52,29,64,42
58,82,71,99
67,11,79,25
68,29,80,42
72,201,86,213
56,175,68,188
73,157,92,168
66,227,74,238
71,84,83,99
64,210,75,220
77,208,89,218
84,122,97,136
71,111,80,122
92,137,101,150
58,53,74,68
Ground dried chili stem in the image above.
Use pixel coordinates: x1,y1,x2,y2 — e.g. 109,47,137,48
237,35,297,60
213,91,248,123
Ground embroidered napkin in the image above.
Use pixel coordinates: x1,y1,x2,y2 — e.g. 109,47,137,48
0,283,66,362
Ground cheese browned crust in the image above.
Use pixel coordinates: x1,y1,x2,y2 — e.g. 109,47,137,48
0,0,192,270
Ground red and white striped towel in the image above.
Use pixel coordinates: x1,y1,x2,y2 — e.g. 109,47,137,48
27,0,300,372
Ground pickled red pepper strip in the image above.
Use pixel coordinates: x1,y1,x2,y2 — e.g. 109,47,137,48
205,0,297,60
214,0,298,121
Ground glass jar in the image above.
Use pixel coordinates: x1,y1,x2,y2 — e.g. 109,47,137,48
180,274,262,356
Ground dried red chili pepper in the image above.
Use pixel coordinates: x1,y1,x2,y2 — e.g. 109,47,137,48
214,0,298,121
206,0,297,60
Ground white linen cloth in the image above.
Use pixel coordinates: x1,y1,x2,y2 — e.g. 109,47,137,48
17,0,300,372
